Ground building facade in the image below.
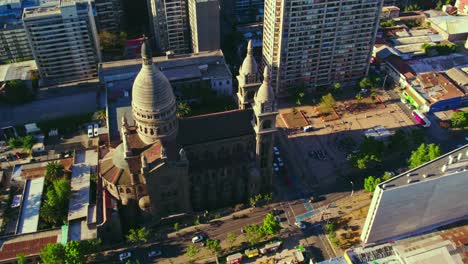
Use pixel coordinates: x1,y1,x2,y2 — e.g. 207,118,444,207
22,0,101,83
361,145,468,244
92,0,124,32
99,39,277,220
188,0,220,53
0,0,34,64
237,40,261,109
262,0,383,96
148,0,191,55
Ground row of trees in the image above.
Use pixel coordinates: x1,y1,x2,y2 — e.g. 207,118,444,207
7,135,36,151
39,239,101,264
363,143,441,193
249,192,273,208
39,162,71,228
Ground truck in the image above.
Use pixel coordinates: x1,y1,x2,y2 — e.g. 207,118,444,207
260,241,282,254
245,248,259,258
226,253,243,264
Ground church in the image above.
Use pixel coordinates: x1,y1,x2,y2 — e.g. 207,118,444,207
99,39,277,219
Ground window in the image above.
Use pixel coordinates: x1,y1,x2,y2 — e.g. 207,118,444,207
262,120,272,129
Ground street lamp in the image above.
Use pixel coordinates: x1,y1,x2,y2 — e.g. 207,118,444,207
350,181,354,197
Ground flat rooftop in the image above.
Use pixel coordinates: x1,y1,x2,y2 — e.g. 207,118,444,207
380,144,468,190
408,53,468,74
17,177,44,234
100,49,231,81
411,72,465,104
428,15,468,35
0,60,37,82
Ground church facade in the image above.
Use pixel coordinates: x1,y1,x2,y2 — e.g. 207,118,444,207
99,39,277,219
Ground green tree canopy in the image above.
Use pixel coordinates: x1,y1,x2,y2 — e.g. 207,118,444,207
40,243,66,264
177,102,192,118
186,244,199,261
20,135,36,150
40,178,71,227
64,240,88,264
364,176,381,193
1,80,33,105
262,213,281,235
98,31,126,50
126,227,150,243
382,171,394,181
45,161,65,183
408,143,442,169
244,224,265,246
451,111,468,128
318,93,336,114
226,232,237,249
206,239,222,264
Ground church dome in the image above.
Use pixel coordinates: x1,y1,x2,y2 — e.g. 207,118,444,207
132,39,175,113
139,195,151,211
255,66,275,103
240,40,258,76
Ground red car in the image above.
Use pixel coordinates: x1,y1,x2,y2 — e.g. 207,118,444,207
15,152,21,160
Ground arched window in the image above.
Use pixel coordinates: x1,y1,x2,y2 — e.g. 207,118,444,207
126,188,131,194
144,127,148,134
150,129,154,135
262,120,272,129
119,187,124,193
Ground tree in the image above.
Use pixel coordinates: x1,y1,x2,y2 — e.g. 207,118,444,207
1,80,33,105
436,0,443,9
263,192,273,204
380,20,396,27
226,232,237,249
206,239,222,264
318,93,336,114
382,171,394,181
324,222,336,234
451,111,468,128
65,240,88,264
244,224,265,246
249,194,262,208
7,137,21,149
98,31,125,51
96,110,107,123
355,93,364,102
332,82,342,95
40,178,71,226
177,102,192,118
21,135,36,150
186,244,198,263
174,222,180,232
359,77,373,90
353,154,380,169
40,243,65,264
45,161,65,183
364,176,381,193
17,253,25,264
370,90,377,101
408,143,441,169
126,227,150,243
262,213,281,235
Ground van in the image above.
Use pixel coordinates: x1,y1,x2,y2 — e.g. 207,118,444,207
87,125,93,138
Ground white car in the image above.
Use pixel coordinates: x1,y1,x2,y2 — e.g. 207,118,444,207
119,252,131,261
93,123,99,137
295,221,306,229
192,235,204,243
87,125,93,138
148,250,162,258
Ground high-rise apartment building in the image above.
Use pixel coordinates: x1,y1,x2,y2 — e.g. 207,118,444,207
91,0,124,32
262,0,383,96
0,0,35,63
188,0,220,53
235,0,263,16
22,0,101,83
148,0,191,54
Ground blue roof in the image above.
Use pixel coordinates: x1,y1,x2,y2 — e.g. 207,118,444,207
317,257,347,264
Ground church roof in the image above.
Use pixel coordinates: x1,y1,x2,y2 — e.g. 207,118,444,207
256,66,274,103
177,109,254,146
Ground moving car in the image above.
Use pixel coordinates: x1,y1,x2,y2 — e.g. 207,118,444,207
119,252,131,261
87,125,93,138
295,221,306,229
192,235,204,243
148,250,162,258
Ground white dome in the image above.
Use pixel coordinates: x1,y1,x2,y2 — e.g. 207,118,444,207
240,40,258,76
255,66,274,103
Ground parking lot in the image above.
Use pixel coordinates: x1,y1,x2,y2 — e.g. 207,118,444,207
277,91,417,187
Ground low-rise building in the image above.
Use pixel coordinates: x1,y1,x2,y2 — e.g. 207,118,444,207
381,6,400,20
402,71,467,112
427,15,468,42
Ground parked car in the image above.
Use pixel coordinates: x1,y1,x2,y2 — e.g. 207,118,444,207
148,250,162,258
271,208,284,216
273,146,280,155
295,221,306,229
192,235,204,243
118,252,131,262
93,123,99,137
0,156,6,162
274,216,281,222
87,125,93,138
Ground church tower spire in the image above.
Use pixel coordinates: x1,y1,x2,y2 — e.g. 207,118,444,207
237,40,261,110
132,37,178,145
252,65,278,192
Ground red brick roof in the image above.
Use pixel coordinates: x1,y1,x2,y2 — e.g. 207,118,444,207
0,235,57,261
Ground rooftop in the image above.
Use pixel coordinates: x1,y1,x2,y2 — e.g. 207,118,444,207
177,109,254,146
0,60,37,82
386,55,416,79
428,15,468,35
380,144,468,190
100,49,231,81
445,67,468,92
0,229,61,262
407,53,468,74
411,72,465,104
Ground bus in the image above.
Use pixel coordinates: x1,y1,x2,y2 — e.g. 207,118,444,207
412,110,431,127
226,253,243,264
